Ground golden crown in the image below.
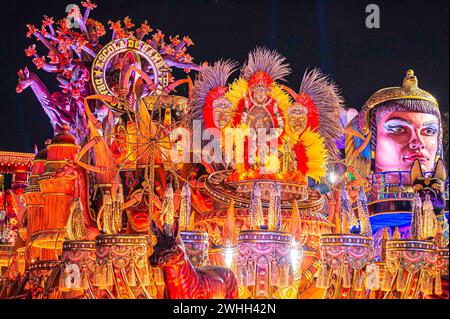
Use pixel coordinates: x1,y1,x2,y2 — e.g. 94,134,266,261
365,69,438,109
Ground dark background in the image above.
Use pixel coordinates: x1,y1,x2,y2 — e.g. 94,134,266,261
0,0,448,152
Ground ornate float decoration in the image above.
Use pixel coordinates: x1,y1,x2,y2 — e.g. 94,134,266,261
316,185,377,299
2,0,447,300
378,159,448,299
384,238,440,298
186,48,344,299
59,240,97,298
93,234,154,299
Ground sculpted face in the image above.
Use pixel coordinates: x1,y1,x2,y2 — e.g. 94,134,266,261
127,206,149,233
126,190,149,233
375,110,439,172
251,83,270,104
212,96,233,129
288,103,308,135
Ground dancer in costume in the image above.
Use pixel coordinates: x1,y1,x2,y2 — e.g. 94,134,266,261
226,47,292,177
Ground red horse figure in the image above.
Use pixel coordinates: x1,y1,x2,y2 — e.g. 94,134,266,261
150,220,238,299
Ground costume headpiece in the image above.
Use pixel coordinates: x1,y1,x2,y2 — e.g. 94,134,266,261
359,69,439,134
283,68,344,160
241,47,291,87
190,60,238,129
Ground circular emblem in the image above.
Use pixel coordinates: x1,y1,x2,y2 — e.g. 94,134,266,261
91,38,169,113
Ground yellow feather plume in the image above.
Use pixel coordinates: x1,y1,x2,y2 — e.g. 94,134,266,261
225,77,248,109
270,84,292,114
299,129,328,181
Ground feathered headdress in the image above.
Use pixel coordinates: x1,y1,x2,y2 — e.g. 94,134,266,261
189,60,238,129
226,48,292,128
241,47,291,86
283,68,344,160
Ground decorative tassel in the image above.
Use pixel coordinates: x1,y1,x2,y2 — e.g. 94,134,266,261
106,261,114,287
241,266,248,287
80,267,89,290
247,259,255,286
161,184,174,226
179,183,191,230
274,183,282,232
365,263,380,290
342,263,352,288
128,262,137,287
354,269,362,291
420,270,428,293
425,272,433,295
396,267,406,292
93,264,104,287
249,183,264,229
421,194,437,239
316,263,329,289
113,187,124,234
393,227,401,240
434,273,442,295
67,198,86,241
279,265,289,288
237,265,244,286
153,267,165,286
270,260,278,285
410,193,422,240
93,265,100,287
288,265,295,286
102,191,114,234
72,265,81,290
59,265,69,290
140,267,150,287
381,269,391,292
381,229,390,261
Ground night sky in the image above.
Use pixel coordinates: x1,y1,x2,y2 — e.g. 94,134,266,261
0,0,448,152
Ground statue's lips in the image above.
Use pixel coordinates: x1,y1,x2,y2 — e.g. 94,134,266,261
402,153,428,163
131,212,149,221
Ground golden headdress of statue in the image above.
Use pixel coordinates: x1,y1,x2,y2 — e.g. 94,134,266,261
362,69,439,132
366,69,438,110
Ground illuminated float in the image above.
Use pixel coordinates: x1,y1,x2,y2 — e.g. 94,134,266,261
0,1,447,300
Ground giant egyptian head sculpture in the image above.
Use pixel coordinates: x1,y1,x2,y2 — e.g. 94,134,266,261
347,70,443,176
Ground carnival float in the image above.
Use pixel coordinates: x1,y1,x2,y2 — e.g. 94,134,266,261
0,1,448,299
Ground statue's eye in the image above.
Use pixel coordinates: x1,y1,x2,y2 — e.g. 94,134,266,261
386,125,405,134
421,127,438,136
